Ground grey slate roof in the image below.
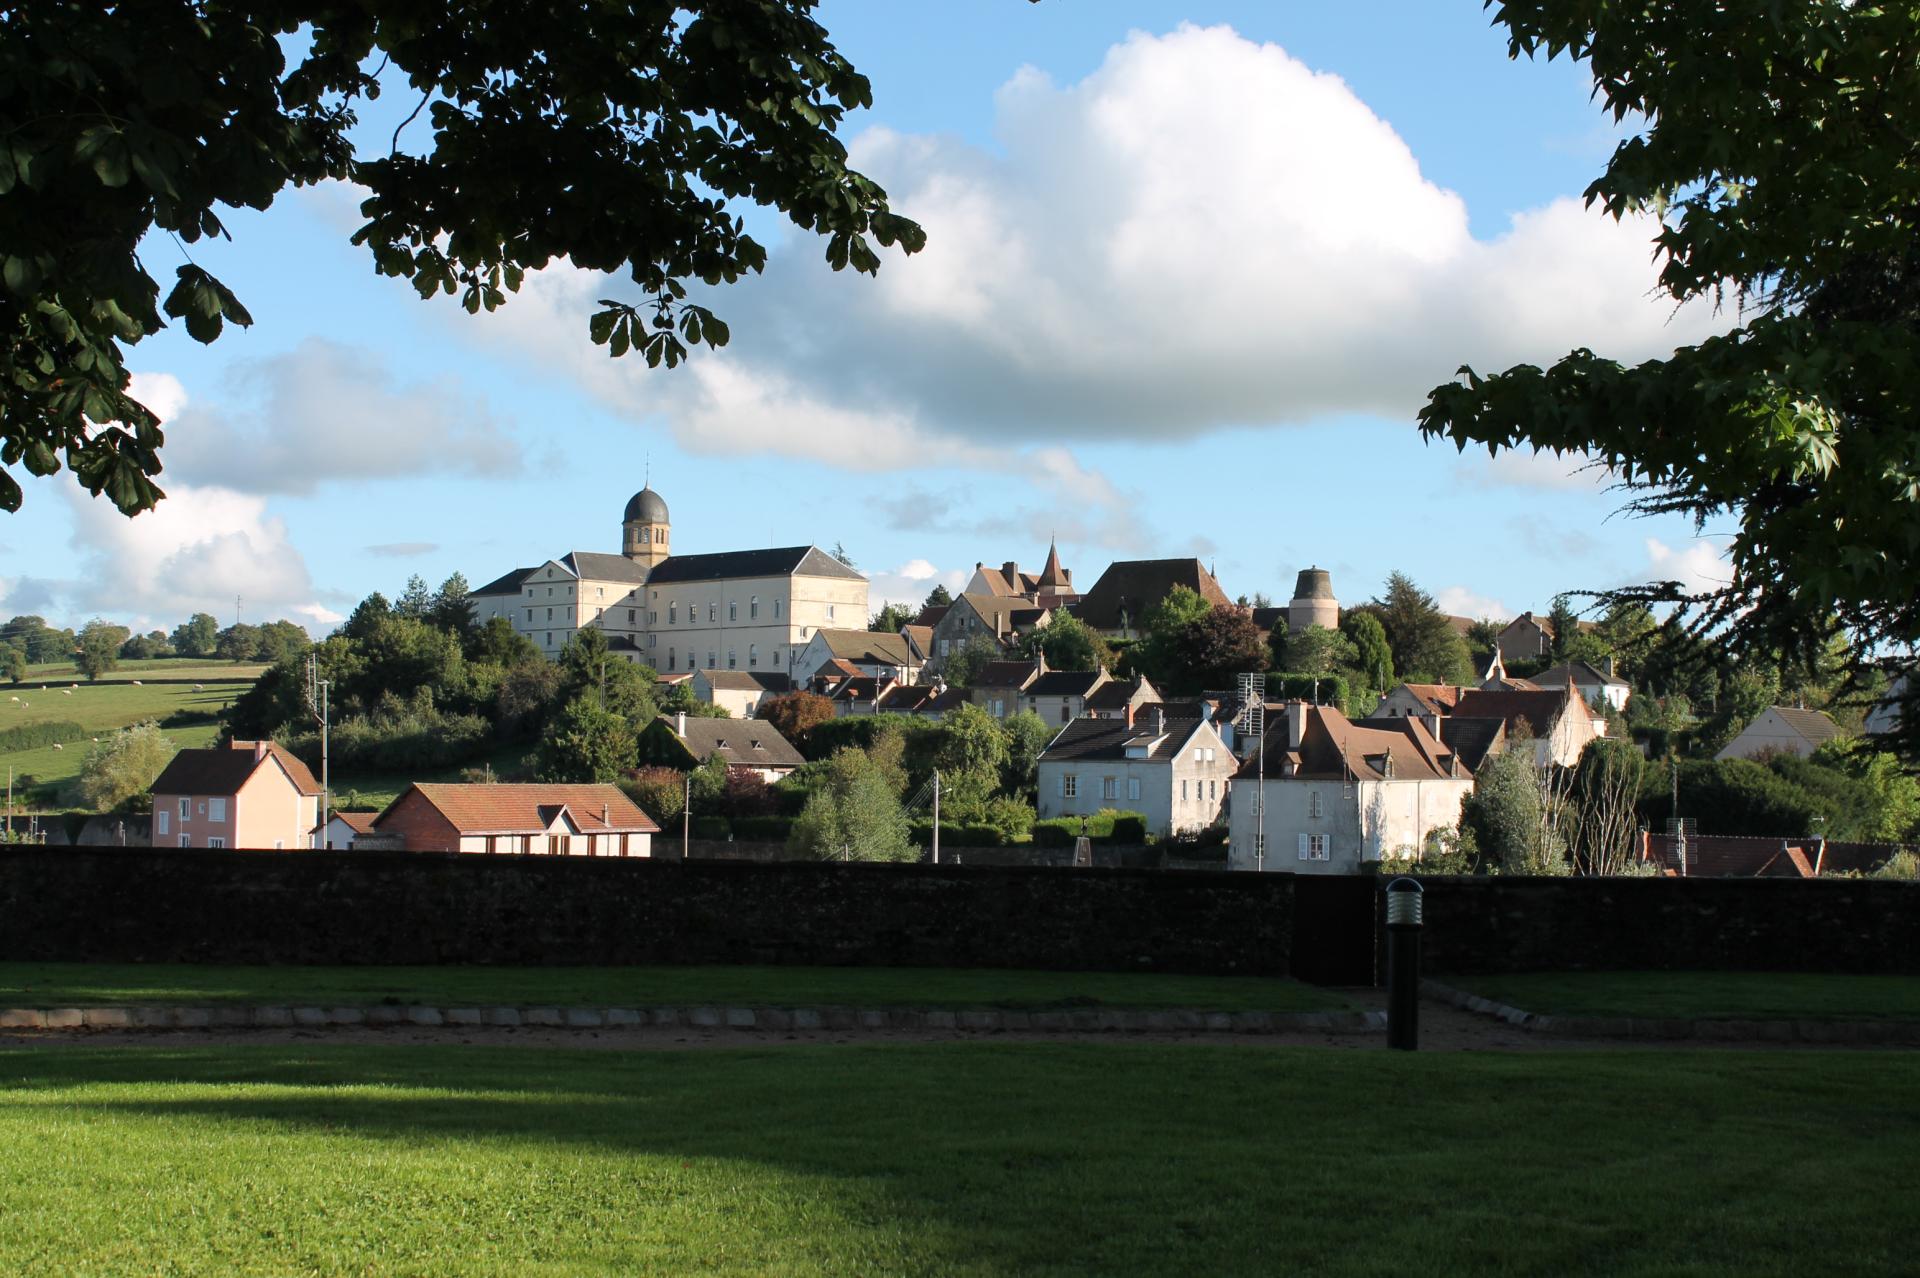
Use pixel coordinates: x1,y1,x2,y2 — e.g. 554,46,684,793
814,628,919,667
472,567,534,596
561,551,650,583
1070,558,1231,631
699,670,792,693
646,545,864,584
1027,670,1106,697
1767,705,1844,745
665,717,806,769
1040,714,1204,764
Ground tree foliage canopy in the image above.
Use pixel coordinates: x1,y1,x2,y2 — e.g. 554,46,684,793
1420,2,1920,740
0,1,922,514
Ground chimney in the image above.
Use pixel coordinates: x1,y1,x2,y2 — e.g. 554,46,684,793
253,740,267,762
1425,710,1443,741
1199,701,1214,724
1154,706,1165,736
602,803,610,826
1125,702,1136,728
1003,559,1019,583
1287,702,1307,750
676,712,687,736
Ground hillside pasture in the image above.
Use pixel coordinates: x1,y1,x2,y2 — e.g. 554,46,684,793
0,667,262,807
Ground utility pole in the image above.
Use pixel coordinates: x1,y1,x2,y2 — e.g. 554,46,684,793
682,771,691,859
306,654,332,847
931,769,941,864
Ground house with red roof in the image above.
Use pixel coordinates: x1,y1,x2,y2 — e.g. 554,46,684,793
150,740,322,851
1227,704,1474,873
371,783,659,856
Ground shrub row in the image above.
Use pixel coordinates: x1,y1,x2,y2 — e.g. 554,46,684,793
0,720,86,753
284,711,493,773
908,820,1011,848
1030,810,1148,846
158,708,224,729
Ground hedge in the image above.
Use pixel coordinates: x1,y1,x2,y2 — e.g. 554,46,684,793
909,820,1007,848
729,814,793,840
1265,673,1352,713
1031,809,1148,845
0,720,87,753
691,815,733,840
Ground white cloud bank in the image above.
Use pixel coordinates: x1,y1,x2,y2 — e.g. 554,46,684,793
472,23,1725,474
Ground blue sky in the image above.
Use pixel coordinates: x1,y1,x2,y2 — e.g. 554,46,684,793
0,2,1735,636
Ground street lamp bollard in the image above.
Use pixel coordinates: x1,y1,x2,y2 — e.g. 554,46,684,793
1385,877,1424,1051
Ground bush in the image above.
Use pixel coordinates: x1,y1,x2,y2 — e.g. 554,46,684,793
691,815,732,840
1109,815,1147,844
0,720,86,752
1032,809,1146,845
729,814,793,841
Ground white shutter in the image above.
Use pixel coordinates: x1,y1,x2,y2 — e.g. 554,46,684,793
1298,833,1311,860
1057,774,1065,798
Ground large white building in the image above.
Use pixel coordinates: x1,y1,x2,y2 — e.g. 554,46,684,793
470,485,869,680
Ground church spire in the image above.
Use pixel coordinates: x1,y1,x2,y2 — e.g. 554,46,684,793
1037,537,1068,589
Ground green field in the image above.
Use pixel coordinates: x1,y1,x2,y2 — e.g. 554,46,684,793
1,664,263,806
1,1044,1913,1275
1451,971,1920,1022
0,962,1343,1013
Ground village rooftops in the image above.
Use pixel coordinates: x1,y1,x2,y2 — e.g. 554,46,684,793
152,740,321,798
644,545,864,584
658,715,805,770
1039,713,1206,764
1451,687,1576,738
1069,558,1231,632
699,670,793,693
1026,669,1108,697
807,628,922,668
378,783,660,836
1238,705,1462,783
972,659,1044,690
559,551,651,583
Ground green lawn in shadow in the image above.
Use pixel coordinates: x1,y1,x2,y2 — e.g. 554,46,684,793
1,1044,1914,1275
0,962,1343,1012
1449,971,1920,1021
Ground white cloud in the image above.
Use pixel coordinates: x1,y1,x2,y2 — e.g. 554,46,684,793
458,23,1724,475
1463,448,1613,493
151,338,519,495
52,401,342,631
867,560,969,614
1436,587,1512,622
1642,537,1734,597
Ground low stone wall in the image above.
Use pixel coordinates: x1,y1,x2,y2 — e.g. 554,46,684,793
680,840,1157,868
0,847,1294,976
1403,876,1920,975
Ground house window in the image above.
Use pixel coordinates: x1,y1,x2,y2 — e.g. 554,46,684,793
178,834,191,848
547,607,553,622
1060,704,1070,723
527,609,534,624
749,644,758,667
940,639,951,656
156,810,169,836
1209,779,1217,800
179,798,190,821
669,649,675,670
1309,791,1323,819
1299,833,1330,861
207,836,226,849
1255,833,1266,858
774,599,782,618
628,608,636,624
1062,774,1078,798
709,603,717,622
1102,777,1117,801
990,698,1005,717
547,586,553,596
728,649,737,669
750,596,759,619
208,797,226,823
1181,780,1188,801
596,587,604,598
670,602,678,624
828,604,836,621
707,651,716,669
1128,777,1141,801
649,611,658,625
273,840,284,850
546,633,553,646
729,601,737,621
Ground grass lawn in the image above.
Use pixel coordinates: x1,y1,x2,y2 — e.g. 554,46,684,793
0,962,1344,1013
1,1044,1914,1275
1450,971,1920,1022
1,665,264,804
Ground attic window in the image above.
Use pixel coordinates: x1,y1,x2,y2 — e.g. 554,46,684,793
715,738,728,749
749,739,762,750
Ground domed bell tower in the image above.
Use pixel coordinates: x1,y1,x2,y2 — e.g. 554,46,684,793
622,485,671,571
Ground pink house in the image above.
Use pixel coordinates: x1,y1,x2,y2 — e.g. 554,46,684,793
149,740,322,850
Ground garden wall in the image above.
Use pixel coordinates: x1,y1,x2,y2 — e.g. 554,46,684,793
0,847,1293,976
1401,876,1920,976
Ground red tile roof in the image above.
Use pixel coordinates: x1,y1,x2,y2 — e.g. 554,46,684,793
381,784,661,835
151,740,321,798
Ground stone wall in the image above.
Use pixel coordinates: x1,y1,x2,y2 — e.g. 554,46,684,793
1402,876,1920,976
0,847,1292,976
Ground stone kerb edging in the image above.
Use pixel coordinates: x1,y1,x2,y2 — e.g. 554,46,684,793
1422,978,1920,1046
0,1004,1385,1035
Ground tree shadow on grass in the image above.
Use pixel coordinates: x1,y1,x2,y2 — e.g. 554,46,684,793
3,1043,1918,1276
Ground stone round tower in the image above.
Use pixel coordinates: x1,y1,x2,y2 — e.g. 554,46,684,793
622,484,671,570
1287,566,1339,632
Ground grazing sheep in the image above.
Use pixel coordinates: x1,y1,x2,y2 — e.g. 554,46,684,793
61,689,72,696
51,743,62,751
131,680,141,686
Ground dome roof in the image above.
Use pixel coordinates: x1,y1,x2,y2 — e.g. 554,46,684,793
623,486,669,524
